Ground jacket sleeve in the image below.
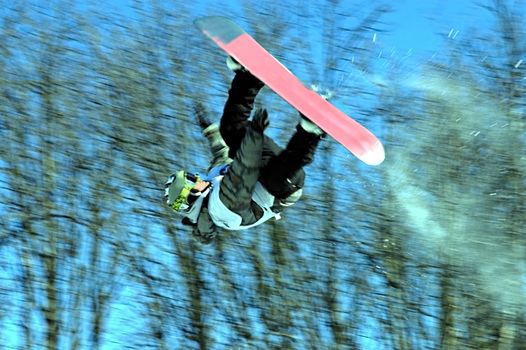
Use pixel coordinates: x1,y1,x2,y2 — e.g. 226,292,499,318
218,124,264,225
192,205,218,244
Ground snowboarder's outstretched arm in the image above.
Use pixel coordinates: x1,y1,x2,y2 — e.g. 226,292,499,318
203,123,231,171
194,102,232,170
219,108,269,225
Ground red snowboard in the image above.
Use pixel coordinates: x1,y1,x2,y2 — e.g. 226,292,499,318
195,16,385,166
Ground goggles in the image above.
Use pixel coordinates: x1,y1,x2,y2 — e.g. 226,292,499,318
166,171,201,212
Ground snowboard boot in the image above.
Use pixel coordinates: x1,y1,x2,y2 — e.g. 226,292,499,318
226,56,246,73
299,114,325,136
298,85,334,136
311,84,334,101
298,85,335,136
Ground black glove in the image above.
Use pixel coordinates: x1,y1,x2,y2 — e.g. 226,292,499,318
250,107,269,132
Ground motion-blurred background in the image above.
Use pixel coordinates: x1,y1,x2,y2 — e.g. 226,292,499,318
0,1,524,349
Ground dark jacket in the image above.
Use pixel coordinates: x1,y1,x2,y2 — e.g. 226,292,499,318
187,120,279,243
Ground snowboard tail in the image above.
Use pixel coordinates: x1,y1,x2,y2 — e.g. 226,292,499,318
195,16,385,166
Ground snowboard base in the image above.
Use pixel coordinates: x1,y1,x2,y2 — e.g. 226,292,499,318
195,16,385,166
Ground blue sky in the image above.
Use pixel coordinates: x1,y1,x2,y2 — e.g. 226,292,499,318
386,0,472,52
97,0,481,56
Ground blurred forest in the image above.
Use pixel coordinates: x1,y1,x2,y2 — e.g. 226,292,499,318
0,0,524,349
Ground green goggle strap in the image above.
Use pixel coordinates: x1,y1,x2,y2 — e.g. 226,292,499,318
170,174,201,211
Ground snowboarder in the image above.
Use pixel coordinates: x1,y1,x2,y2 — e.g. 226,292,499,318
164,58,326,243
